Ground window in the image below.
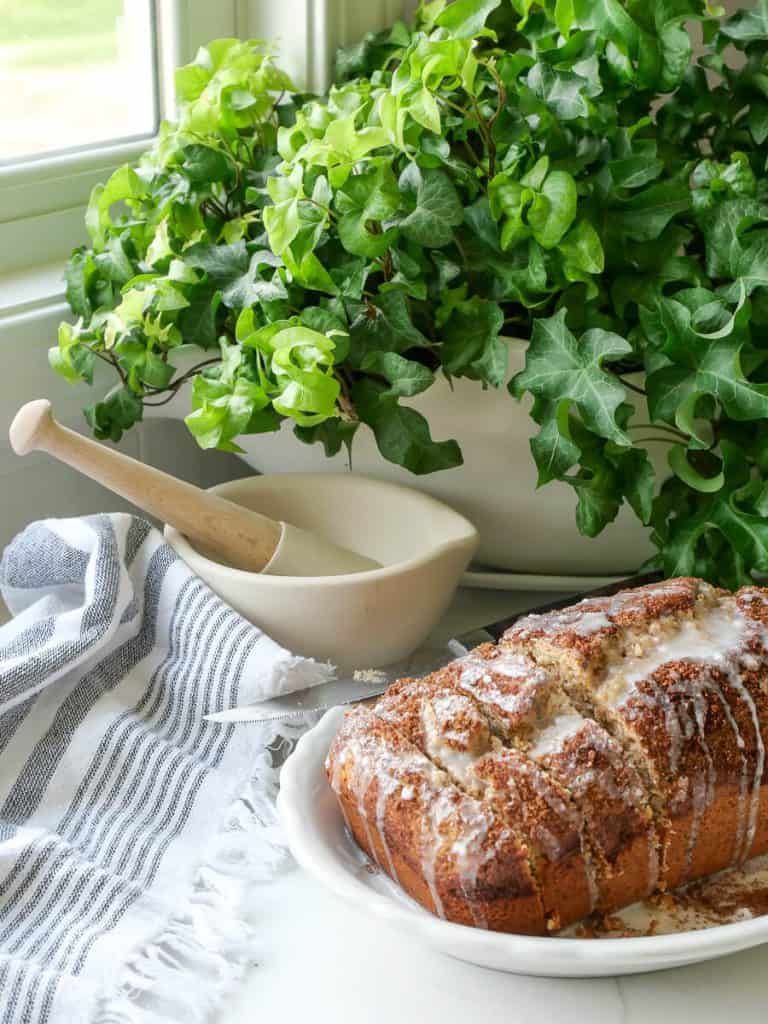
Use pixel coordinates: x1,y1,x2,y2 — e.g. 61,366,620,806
1,0,158,165
0,0,243,279
0,0,395,282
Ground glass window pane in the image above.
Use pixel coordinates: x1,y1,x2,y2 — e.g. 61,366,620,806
0,0,157,164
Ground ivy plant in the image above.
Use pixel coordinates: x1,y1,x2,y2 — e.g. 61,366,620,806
54,3,768,586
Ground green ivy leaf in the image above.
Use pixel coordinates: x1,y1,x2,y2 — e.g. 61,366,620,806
336,165,401,257
610,181,690,243
733,232,768,297
656,441,768,580
668,445,725,493
49,321,95,385
64,249,95,319
263,165,304,254
721,0,768,42
272,372,340,426
360,351,435,396
620,448,655,525
747,103,768,145
645,295,768,424
558,220,605,280
608,143,664,190
95,236,135,286
84,385,144,443
352,378,462,474
186,375,279,451
185,242,286,309
181,144,234,185
391,164,464,248
435,0,501,38
554,0,576,36
295,418,359,457
529,397,581,485
511,309,632,445
177,286,222,349
86,166,146,248
348,291,428,363
527,170,578,249
527,63,591,120
441,297,506,385
324,117,390,163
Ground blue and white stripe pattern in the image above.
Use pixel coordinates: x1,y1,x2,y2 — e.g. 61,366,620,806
0,515,330,1024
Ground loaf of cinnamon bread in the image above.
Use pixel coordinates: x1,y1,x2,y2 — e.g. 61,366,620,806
325,578,768,934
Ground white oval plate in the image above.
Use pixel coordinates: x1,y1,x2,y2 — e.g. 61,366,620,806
278,707,768,978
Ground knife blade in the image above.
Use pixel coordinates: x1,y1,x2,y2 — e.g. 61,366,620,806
205,571,659,724
204,629,493,724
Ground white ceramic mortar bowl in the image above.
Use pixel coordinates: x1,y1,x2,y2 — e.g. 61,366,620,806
163,473,479,671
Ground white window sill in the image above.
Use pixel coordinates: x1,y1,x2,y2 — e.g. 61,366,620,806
0,262,66,321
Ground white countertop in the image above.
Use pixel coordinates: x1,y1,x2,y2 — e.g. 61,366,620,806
231,867,768,1024
226,585,768,1024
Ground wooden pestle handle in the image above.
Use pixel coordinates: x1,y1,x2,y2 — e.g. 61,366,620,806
9,400,282,573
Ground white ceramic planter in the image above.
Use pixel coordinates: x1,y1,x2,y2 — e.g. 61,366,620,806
226,343,668,576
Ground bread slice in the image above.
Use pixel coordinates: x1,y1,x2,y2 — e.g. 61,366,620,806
375,675,596,930
327,705,547,933
436,648,659,910
503,578,768,889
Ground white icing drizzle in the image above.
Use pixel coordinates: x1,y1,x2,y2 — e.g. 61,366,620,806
529,714,584,758
346,745,385,874
449,799,493,930
513,608,613,639
704,677,750,864
692,683,717,881
725,671,765,863
595,579,696,616
421,787,447,920
644,673,734,883
375,779,401,882
422,788,496,928
457,652,549,717
335,729,446,890
603,605,749,708
348,730,497,928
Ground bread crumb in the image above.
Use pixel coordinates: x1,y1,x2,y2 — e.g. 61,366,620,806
353,668,389,685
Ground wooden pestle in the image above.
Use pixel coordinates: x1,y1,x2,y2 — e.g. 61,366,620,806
9,400,379,576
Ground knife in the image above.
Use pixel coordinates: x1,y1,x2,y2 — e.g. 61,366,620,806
205,571,660,724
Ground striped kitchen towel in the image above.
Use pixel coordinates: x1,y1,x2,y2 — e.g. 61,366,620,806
0,514,331,1024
